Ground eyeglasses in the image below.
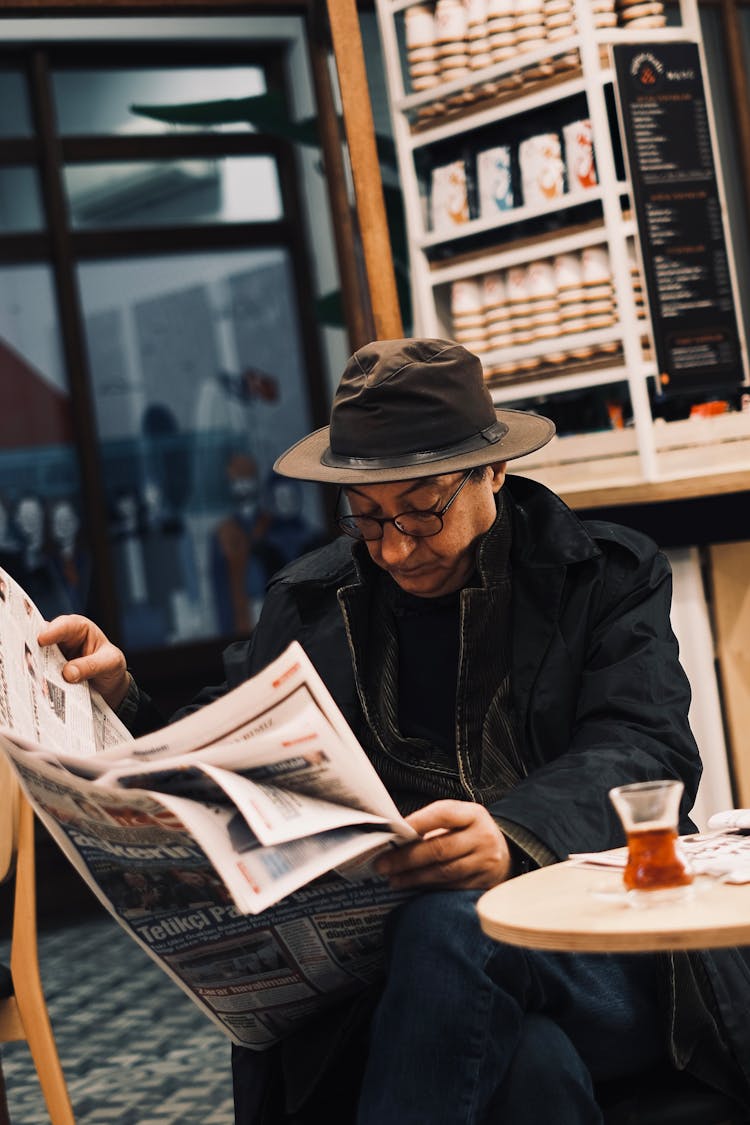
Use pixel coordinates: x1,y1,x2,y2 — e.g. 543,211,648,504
336,469,474,542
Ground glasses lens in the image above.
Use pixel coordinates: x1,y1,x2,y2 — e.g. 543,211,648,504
337,515,380,541
395,512,443,537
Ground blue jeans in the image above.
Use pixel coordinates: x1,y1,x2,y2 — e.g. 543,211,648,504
356,890,664,1125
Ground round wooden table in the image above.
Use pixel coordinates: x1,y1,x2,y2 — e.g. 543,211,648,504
477,861,750,952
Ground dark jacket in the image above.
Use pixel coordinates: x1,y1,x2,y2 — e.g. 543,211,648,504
145,475,750,1112
221,475,702,853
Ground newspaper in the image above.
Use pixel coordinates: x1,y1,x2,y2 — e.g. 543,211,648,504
0,566,416,1048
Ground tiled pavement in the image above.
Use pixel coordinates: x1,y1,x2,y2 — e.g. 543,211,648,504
0,912,236,1124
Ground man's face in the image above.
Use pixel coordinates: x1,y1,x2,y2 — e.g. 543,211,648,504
344,463,506,598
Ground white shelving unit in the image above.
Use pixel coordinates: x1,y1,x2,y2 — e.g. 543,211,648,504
374,0,750,501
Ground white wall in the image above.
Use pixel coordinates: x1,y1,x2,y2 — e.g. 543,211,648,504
667,546,734,830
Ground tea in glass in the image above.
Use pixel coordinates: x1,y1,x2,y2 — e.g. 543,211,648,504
609,780,693,899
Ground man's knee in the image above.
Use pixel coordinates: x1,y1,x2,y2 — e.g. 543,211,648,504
385,889,484,954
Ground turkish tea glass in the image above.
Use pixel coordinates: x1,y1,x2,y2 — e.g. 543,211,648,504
609,780,693,904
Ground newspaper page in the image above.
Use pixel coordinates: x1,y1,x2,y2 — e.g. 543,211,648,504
0,565,417,1047
0,566,131,757
4,743,409,1048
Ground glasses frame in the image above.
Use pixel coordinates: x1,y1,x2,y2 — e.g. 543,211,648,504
335,468,475,542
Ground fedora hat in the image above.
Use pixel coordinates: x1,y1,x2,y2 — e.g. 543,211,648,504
274,338,555,484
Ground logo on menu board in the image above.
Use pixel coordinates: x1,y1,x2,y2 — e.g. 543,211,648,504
628,51,665,90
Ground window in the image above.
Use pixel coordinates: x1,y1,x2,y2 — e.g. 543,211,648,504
0,33,331,654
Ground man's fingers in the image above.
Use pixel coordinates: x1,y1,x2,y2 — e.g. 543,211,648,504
37,614,130,708
406,800,479,835
38,614,89,649
383,855,490,890
63,643,126,680
376,828,474,877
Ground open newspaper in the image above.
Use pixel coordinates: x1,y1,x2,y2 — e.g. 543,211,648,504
0,566,416,1049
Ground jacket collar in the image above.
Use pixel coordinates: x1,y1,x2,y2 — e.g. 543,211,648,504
503,475,601,568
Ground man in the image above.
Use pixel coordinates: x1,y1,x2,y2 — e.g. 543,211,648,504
41,339,750,1123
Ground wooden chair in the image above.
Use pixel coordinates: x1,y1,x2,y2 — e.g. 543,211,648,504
0,754,75,1124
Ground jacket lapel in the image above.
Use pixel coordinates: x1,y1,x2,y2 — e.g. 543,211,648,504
504,476,600,757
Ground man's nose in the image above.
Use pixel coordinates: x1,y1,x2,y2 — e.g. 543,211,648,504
377,520,415,563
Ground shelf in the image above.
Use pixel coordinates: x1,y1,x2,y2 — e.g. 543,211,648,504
511,412,750,508
490,362,636,403
428,219,635,283
376,0,744,505
595,26,699,46
481,323,626,368
405,69,584,147
559,468,750,510
420,185,626,251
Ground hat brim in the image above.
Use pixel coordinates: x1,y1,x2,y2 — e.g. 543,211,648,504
273,409,555,484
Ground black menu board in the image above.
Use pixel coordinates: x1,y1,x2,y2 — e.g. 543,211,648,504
613,42,745,394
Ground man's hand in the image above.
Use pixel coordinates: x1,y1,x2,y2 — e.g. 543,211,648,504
38,615,130,710
374,800,512,890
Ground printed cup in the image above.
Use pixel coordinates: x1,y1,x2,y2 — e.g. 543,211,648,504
519,133,565,207
431,161,471,232
563,119,598,193
477,145,515,216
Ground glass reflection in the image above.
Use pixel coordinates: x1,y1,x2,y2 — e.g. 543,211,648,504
52,67,266,136
0,167,45,232
0,267,90,619
78,249,325,650
0,70,32,137
64,157,282,228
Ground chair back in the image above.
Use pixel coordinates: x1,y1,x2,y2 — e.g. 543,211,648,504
0,752,20,884
0,747,77,1123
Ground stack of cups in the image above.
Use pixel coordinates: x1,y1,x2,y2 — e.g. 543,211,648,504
544,0,577,68
506,265,541,370
553,251,588,344
483,271,513,354
553,247,618,358
465,0,493,74
615,0,666,28
592,0,617,27
484,271,518,378
527,259,561,347
487,0,518,65
580,246,616,332
404,5,441,94
435,0,471,85
450,278,490,354
514,0,548,54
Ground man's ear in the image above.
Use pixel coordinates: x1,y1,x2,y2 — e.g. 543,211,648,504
489,462,507,493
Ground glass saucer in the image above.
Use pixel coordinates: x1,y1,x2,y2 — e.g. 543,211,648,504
589,875,711,909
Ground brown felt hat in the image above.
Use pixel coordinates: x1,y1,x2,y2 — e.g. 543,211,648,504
274,338,555,484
